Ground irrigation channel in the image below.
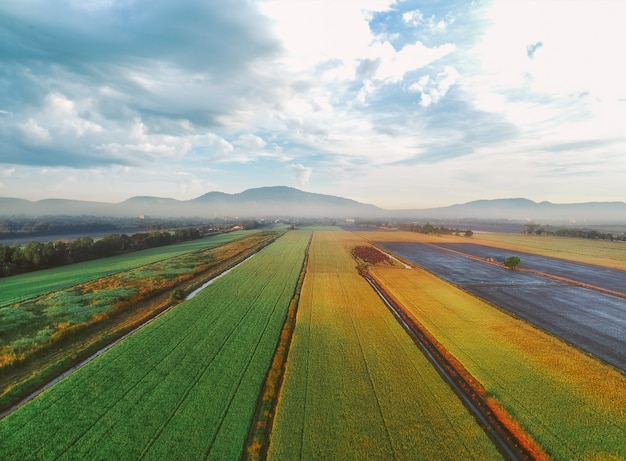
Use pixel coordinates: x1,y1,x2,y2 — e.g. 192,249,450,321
361,272,535,461
0,254,255,421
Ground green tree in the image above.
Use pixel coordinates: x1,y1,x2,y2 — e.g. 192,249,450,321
504,255,521,269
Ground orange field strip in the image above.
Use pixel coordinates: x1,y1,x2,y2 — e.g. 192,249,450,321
367,260,626,459
268,230,502,460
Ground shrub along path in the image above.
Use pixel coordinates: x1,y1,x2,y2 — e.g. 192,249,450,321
0,231,278,414
0,230,311,460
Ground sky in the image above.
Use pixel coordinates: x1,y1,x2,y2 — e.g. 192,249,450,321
1,0,625,210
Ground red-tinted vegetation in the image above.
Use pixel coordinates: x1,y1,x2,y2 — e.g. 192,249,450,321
350,245,390,265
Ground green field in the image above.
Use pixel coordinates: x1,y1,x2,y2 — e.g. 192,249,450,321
268,231,501,460
0,230,310,460
0,230,255,307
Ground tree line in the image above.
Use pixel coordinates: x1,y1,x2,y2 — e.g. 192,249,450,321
526,225,626,241
398,222,474,237
0,228,203,278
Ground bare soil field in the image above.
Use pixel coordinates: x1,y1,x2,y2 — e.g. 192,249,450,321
378,242,626,372
437,242,626,295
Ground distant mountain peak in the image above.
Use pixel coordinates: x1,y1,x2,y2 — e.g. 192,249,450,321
0,188,625,223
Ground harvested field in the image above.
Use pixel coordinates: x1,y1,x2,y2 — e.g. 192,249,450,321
473,232,626,271
379,242,626,371
268,231,502,460
351,245,391,265
437,242,626,295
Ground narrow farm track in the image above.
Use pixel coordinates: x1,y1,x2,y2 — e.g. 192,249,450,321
0,245,262,422
362,272,538,461
268,231,502,460
0,231,311,460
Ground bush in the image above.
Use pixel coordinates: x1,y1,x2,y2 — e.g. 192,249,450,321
504,256,521,269
170,289,186,302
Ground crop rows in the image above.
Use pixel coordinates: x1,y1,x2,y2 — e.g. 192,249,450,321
0,230,311,460
0,230,278,401
268,231,501,460
369,262,626,459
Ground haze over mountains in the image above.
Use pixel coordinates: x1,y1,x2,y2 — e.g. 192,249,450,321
1,186,625,224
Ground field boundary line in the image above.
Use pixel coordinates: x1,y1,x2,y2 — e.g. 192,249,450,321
139,272,268,460
361,269,547,461
0,238,276,422
428,243,626,299
241,232,312,461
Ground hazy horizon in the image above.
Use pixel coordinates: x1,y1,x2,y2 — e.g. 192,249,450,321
1,1,625,209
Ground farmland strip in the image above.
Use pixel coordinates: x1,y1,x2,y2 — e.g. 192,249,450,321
368,262,626,459
268,231,502,460
242,233,311,461
361,271,538,461
343,281,396,459
0,231,311,460
426,242,626,299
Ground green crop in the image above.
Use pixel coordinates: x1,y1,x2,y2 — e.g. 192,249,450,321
0,231,254,307
0,230,310,460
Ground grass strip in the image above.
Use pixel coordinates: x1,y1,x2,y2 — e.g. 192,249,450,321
242,233,312,460
0,230,256,307
0,231,279,414
0,230,311,460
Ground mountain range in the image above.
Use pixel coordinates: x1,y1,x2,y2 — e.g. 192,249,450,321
1,186,625,224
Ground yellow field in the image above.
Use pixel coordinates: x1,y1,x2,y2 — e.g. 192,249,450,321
473,232,626,271
369,263,626,460
360,230,626,271
268,230,501,460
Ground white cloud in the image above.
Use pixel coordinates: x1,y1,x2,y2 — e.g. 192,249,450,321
20,119,51,144
288,163,313,186
403,9,448,32
235,133,267,150
260,1,393,73
260,0,454,87
369,41,455,83
472,0,626,101
409,65,459,107
41,93,103,137
190,133,234,158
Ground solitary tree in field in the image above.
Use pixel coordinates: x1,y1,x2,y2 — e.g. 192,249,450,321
504,256,521,269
